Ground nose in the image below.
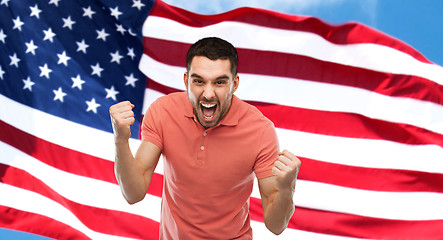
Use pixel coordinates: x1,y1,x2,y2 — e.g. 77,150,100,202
202,84,215,100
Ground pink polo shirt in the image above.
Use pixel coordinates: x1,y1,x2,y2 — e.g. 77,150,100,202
141,92,279,239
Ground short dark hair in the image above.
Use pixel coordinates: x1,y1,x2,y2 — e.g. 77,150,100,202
186,37,238,75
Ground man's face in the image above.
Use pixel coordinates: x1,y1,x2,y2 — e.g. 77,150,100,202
184,56,239,129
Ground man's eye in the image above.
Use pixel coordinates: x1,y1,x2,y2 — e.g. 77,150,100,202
216,81,225,85
193,80,203,84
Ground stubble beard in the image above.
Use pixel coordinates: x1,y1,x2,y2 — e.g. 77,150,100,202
187,84,234,129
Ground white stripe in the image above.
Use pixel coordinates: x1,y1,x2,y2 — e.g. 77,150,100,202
0,184,137,240
0,94,140,162
0,141,161,222
0,185,364,240
143,16,443,85
140,54,443,135
142,89,443,174
251,221,367,240
276,127,443,174
295,180,443,221
251,179,443,221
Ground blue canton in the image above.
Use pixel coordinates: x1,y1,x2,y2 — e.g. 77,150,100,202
0,0,154,137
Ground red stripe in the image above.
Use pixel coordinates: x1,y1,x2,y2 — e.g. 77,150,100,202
143,37,443,105
298,157,443,193
0,118,165,197
0,164,159,239
150,0,431,64
0,119,117,185
146,80,443,148
0,205,89,240
252,101,443,148
250,198,443,239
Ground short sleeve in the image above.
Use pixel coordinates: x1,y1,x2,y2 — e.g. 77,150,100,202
141,98,164,150
253,121,279,179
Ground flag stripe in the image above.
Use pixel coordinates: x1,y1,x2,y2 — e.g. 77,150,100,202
288,205,443,239
0,93,140,162
297,157,443,193
143,37,443,106
250,197,443,239
0,164,159,240
148,0,432,65
0,119,117,185
142,16,443,86
0,184,135,240
144,84,443,175
140,54,443,136
0,205,89,240
147,77,443,148
0,141,162,222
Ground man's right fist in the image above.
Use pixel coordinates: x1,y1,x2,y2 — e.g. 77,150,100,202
110,101,135,142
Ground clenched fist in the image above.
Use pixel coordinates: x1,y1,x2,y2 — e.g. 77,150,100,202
272,150,301,191
110,101,135,143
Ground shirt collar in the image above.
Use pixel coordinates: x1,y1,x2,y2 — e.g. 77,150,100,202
183,94,240,127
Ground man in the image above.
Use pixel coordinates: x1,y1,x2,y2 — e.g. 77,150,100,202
110,37,301,239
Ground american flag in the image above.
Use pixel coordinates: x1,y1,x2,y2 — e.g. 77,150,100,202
1,0,443,239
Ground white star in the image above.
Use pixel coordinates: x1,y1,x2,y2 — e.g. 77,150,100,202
71,75,85,90
12,16,24,31
109,6,122,20
132,0,145,10
86,98,100,114
29,4,42,19
96,28,109,41
125,73,138,87
127,47,136,60
49,0,61,6
83,6,96,19
91,63,103,77
0,29,6,43
39,64,52,79
0,65,5,80
62,16,76,30
105,86,119,101
53,87,67,102
9,53,20,68
57,51,70,66
116,24,126,35
43,28,56,42
23,77,35,91
1,0,10,7
76,39,89,54
25,40,38,55
110,50,123,64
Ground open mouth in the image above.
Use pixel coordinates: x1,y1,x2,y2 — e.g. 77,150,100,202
201,102,217,121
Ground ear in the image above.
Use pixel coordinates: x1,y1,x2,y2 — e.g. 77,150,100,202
184,72,189,90
232,74,240,92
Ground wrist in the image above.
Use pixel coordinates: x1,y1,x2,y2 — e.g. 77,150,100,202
114,136,130,145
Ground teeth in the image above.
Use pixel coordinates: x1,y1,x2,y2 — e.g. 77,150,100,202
201,103,216,108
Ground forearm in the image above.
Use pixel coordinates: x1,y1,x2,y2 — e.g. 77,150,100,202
114,140,149,204
263,188,295,235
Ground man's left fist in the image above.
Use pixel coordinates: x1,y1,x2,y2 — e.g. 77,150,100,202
272,150,301,191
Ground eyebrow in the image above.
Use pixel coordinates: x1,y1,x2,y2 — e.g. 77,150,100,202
215,75,230,80
190,73,203,79
190,73,230,80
